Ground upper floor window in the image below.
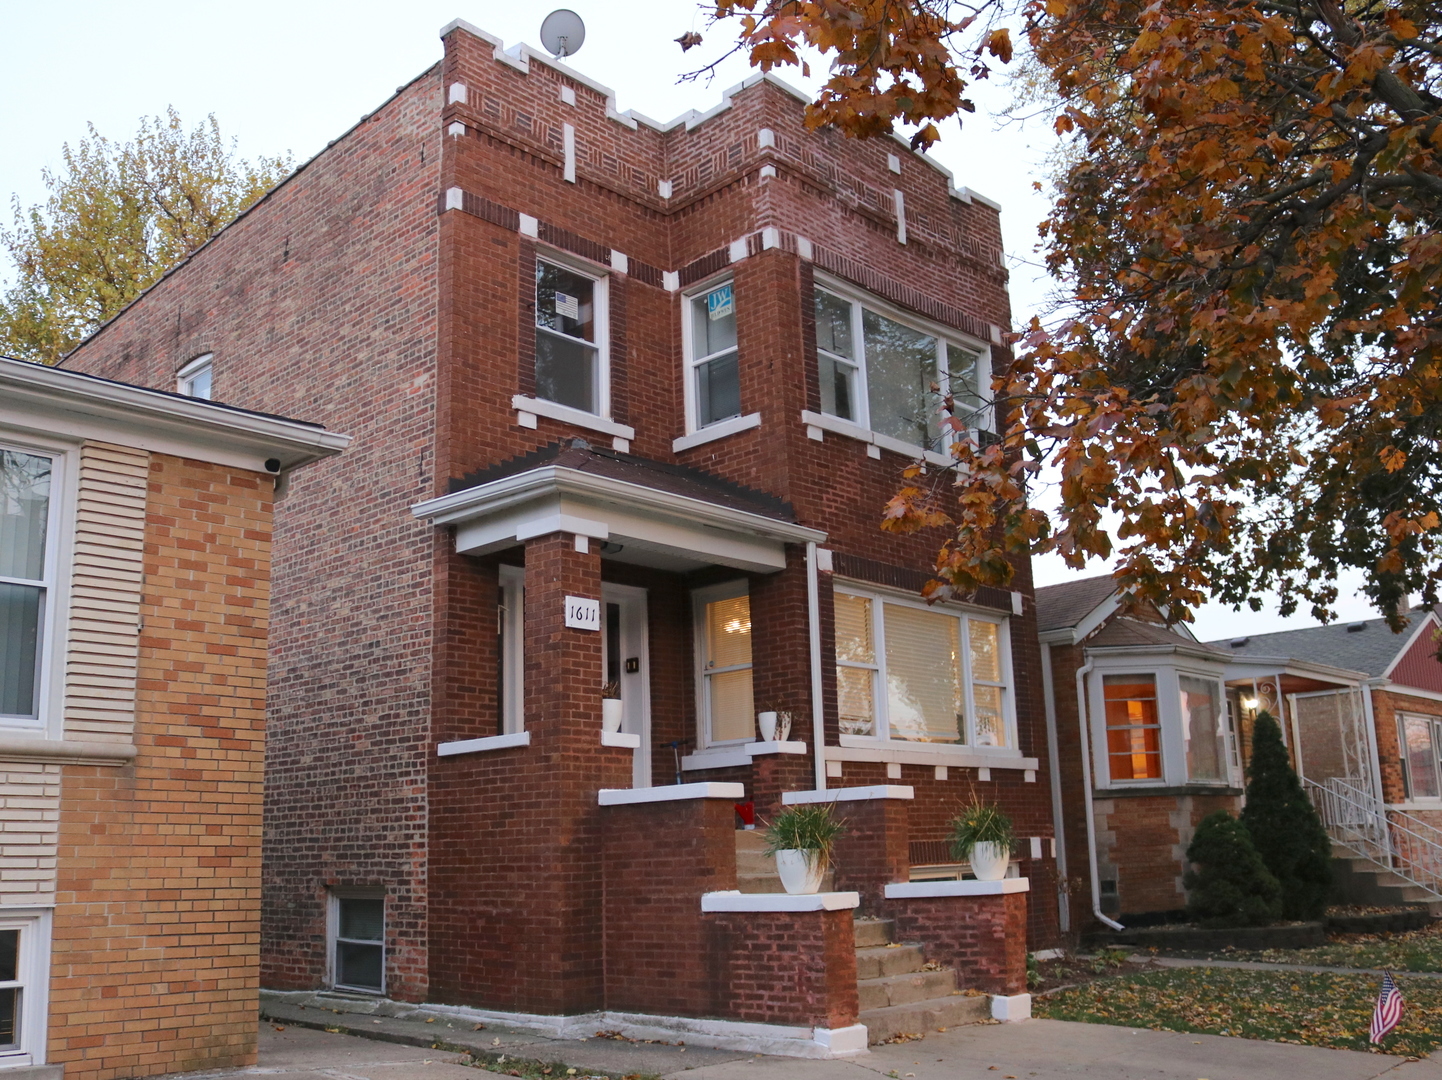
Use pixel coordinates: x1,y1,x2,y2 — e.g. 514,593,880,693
685,280,740,430
814,283,987,451
1400,713,1442,800
0,448,54,725
834,585,1012,748
695,582,753,747
535,259,607,416
176,354,213,399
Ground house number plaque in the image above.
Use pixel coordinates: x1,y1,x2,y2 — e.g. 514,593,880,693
564,596,601,631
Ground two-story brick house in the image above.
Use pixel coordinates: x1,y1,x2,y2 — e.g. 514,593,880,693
63,20,1059,1053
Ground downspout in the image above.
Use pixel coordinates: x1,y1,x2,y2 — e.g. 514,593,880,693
807,541,827,792
1076,656,1124,931
1362,678,1388,806
1038,640,1071,933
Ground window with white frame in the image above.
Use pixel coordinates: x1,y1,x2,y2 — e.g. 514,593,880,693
331,892,385,994
695,582,754,746
497,565,524,735
833,586,1012,748
535,258,607,415
685,279,741,430
0,913,49,1066
1399,713,1442,800
813,282,988,451
1092,663,1231,787
176,354,214,399
1,447,56,727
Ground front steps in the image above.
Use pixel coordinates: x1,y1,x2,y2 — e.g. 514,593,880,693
1331,850,1442,917
854,917,989,1043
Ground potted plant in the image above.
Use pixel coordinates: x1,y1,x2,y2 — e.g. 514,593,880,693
948,799,1015,881
601,681,623,733
763,804,845,894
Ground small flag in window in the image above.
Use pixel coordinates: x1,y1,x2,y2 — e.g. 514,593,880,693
553,291,580,321
1370,970,1405,1044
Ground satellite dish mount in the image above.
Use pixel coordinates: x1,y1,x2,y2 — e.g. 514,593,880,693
540,9,586,59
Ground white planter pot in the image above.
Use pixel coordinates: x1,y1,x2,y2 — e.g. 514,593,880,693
969,841,1010,881
757,711,778,742
602,698,624,733
775,849,825,894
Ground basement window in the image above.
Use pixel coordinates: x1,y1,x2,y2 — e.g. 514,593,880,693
331,893,385,994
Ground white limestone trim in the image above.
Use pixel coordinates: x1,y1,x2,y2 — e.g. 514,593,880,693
884,878,1030,898
784,785,913,804
701,890,860,912
799,409,953,468
599,781,744,806
266,989,868,1059
445,187,463,210
991,993,1032,1022
746,740,807,757
519,213,539,238
437,731,531,757
601,731,640,749
0,738,136,766
563,124,576,183
510,395,636,440
681,749,752,771
830,742,1038,771
448,82,466,104
609,250,629,274
672,412,761,453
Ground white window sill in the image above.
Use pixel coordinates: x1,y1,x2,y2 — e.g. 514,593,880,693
800,409,956,468
829,739,1037,771
512,395,636,441
437,731,530,757
884,878,1029,898
598,781,744,805
681,748,753,771
672,412,761,453
701,890,860,912
601,730,640,749
745,740,808,757
783,785,914,804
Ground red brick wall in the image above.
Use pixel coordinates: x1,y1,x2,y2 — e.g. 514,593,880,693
1092,792,1241,917
886,892,1027,995
703,909,859,1029
830,799,911,915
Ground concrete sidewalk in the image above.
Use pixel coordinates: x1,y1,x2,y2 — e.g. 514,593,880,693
162,1015,1442,1080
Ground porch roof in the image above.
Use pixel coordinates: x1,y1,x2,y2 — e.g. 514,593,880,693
412,440,826,574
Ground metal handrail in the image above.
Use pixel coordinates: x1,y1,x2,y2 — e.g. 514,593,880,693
1304,776,1442,899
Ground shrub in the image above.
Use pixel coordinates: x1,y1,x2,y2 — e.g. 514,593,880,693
1241,710,1333,920
1184,810,1282,927
947,799,1016,859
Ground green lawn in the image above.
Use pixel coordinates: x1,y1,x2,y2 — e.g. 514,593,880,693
1036,968,1442,1056
1168,922,1442,972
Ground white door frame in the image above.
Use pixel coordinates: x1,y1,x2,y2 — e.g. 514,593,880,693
603,582,652,788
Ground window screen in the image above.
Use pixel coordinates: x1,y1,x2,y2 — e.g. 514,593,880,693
863,309,938,449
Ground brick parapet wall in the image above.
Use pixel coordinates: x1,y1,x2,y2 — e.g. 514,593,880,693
49,454,272,1080
702,908,859,1029
885,891,1027,996
830,799,910,916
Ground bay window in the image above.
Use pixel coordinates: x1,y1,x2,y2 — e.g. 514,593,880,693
813,281,988,452
535,258,606,415
0,448,54,726
1103,675,1162,780
686,280,741,429
1092,662,1232,787
695,583,754,746
834,586,1013,748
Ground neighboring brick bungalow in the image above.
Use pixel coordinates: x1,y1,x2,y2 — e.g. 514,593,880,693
62,20,1058,1053
0,357,345,1079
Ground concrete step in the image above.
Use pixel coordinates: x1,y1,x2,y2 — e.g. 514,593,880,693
854,918,895,948
735,850,775,876
857,968,957,1011
736,870,836,894
859,993,991,1044
855,944,926,980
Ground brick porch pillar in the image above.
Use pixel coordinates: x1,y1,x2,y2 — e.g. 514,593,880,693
784,786,914,915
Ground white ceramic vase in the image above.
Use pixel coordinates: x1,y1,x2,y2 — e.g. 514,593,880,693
775,849,825,894
757,710,778,742
602,698,624,733
969,841,1010,881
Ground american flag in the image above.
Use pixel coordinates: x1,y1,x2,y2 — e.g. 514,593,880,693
1371,971,1405,1044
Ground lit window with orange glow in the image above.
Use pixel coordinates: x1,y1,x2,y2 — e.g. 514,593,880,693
1103,674,1163,780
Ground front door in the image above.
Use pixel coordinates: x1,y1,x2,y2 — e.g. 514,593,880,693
603,584,651,788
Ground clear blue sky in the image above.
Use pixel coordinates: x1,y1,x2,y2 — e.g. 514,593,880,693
0,0,1379,637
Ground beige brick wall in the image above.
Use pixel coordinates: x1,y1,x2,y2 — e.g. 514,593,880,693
0,762,60,906
48,452,272,1080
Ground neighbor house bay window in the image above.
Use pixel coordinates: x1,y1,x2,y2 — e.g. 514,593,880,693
813,283,988,451
1103,675,1163,780
1180,675,1225,781
0,449,52,724
535,259,604,414
687,280,741,429
834,587,1012,747
696,583,753,745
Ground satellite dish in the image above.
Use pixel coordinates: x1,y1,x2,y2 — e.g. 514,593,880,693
540,9,586,58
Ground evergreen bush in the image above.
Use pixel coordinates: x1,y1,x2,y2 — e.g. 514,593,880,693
1241,710,1334,920
1184,810,1282,927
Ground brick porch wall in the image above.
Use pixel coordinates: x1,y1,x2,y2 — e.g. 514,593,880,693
703,909,859,1029
886,892,1027,995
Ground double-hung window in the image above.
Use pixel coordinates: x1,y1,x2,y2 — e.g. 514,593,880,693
331,892,385,994
834,586,1013,747
695,582,754,746
535,258,607,415
814,282,988,452
0,914,48,1067
0,448,56,727
1400,713,1442,800
1104,675,1163,780
685,280,741,430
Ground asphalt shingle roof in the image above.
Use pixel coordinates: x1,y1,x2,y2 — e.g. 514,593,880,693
1089,617,1230,657
1035,575,1118,633
1205,612,1424,677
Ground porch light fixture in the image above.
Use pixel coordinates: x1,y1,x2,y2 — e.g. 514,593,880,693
1241,695,1259,711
